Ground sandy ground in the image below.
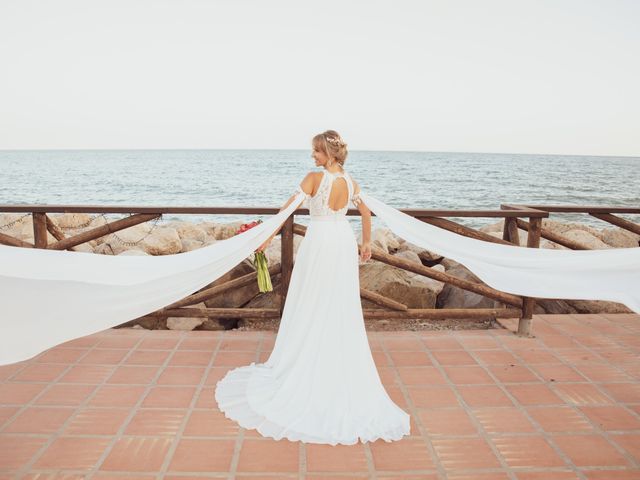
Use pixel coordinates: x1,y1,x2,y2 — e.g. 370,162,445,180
235,316,503,332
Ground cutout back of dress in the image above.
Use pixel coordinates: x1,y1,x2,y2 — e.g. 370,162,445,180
310,170,355,217
294,169,362,217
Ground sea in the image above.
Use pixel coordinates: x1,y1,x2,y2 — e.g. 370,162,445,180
1,149,638,235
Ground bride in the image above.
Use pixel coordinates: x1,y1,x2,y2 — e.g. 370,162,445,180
214,130,412,444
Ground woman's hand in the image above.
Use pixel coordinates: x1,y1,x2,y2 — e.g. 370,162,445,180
360,241,372,263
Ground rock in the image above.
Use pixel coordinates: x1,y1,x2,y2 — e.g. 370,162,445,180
132,316,167,330
196,221,218,236
198,319,229,330
541,219,602,238
50,213,95,229
97,224,154,254
562,229,611,249
166,302,210,330
395,242,444,263
485,230,530,244
393,250,422,265
436,260,496,309
480,219,504,233
362,228,402,254
563,299,633,314
203,237,218,247
531,298,580,314
180,239,204,252
243,281,282,311
359,260,445,309
94,224,182,255
0,214,57,244
71,243,95,253
540,239,569,250
212,221,244,240
143,227,182,255
164,221,207,243
0,213,31,229
203,260,261,309
599,227,640,248
94,243,116,255
167,317,205,330
260,235,305,264
117,249,150,256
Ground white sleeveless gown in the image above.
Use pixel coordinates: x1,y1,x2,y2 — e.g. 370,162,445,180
214,169,411,445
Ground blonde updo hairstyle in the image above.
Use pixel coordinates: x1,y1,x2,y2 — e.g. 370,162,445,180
313,130,348,168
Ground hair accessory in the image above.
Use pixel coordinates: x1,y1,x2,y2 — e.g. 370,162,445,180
324,135,345,147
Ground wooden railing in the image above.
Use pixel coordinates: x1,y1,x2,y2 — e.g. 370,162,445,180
1,202,638,336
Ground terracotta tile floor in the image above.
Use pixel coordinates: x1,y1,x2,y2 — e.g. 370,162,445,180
1,313,639,479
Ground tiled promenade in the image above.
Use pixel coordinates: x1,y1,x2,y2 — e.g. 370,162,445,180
1,313,639,479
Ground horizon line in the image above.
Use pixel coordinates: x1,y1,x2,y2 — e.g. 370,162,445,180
0,147,639,159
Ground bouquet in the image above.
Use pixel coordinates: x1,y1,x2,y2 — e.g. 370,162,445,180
236,220,273,293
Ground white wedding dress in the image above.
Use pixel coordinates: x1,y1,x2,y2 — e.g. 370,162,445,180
214,169,411,445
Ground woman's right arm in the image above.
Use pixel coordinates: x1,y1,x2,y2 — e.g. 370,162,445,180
352,180,372,262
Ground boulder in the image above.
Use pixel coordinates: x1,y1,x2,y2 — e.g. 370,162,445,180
360,228,402,254
203,260,261,309
143,227,182,255
203,237,218,247
167,317,205,331
563,299,633,314
243,281,282,311
0,214,57,244
95,224,153,255
359,259,445,309
117,249,150,256
395,242,444,263
599,227,640,248
540,219,603,238
166,302,210,331
164,221,207,243
262,235,305,265
197,319,229,331
561,229,611,250
436,259,496,309
180,239,205,253
211,221,245,240
485,230,530,245
540,239,569,250
93,224,182,255
166,302,208,331
50,213,99,229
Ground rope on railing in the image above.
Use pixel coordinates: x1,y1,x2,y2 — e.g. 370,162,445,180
0,211,163,247
60,213,109,229
0,213,31,230
107,214,163,246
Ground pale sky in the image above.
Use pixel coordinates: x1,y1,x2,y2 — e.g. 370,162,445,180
0,0,639,156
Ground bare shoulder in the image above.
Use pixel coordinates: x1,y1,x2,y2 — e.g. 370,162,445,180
306,171,323,184
298,171,322,195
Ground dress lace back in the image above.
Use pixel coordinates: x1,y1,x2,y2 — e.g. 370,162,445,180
294,169,362,217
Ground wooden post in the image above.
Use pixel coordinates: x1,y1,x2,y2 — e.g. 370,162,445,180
279,215,294,317
502,216,510,242
518,217,542,336
500,215,519,313
507,218,520,246
32,212,48,248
